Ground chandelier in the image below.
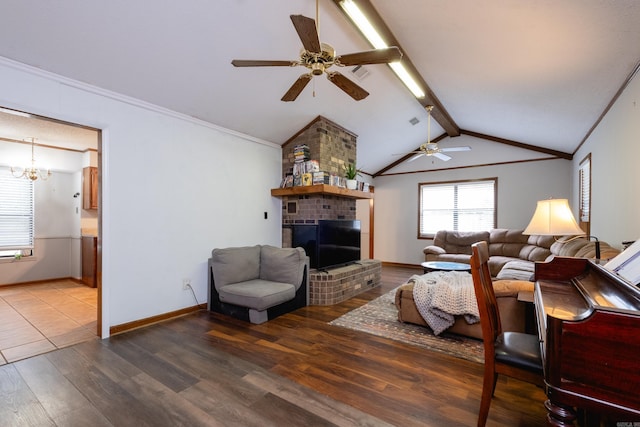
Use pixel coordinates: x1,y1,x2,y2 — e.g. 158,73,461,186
11,137,51,181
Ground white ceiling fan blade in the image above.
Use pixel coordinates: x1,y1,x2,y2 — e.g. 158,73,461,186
408,153,424,162
433,152,452,161
440,146,471,152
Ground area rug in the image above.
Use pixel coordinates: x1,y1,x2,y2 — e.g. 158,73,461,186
329,288,484,364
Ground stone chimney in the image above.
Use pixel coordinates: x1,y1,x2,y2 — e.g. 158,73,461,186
279,116,358,246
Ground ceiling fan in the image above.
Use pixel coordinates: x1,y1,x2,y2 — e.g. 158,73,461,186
408,106,471,162
231,3,402,101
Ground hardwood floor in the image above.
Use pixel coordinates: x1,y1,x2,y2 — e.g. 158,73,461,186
0,265,548,426
0,279,97,364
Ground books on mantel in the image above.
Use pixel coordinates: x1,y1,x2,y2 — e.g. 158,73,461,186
293,144,310,163
604,239,640,285
292,159,319,177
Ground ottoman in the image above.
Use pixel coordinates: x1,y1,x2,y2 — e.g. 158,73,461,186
394,279,533,340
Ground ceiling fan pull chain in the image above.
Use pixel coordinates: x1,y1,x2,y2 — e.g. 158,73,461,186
426,105,433,144
316,0,320,37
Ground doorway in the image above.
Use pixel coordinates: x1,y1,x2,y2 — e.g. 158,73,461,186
0,106,102,362
356,196,374,259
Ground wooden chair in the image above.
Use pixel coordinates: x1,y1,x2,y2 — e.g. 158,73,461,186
470,241,544,427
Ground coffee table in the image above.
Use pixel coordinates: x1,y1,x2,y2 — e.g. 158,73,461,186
421,261,471,274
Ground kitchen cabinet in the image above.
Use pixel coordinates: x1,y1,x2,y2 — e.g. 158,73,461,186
83,166,98,210
82,235,97,288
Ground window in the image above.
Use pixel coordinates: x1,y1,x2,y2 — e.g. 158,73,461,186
0,167,34,257
419,178,497,238
578,154,591,236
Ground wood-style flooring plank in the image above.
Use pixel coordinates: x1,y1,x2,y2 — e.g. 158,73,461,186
102,337,199,393
0,363,53,426
0,265,550,426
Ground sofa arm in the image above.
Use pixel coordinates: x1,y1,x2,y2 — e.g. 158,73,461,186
423,245,446,256
492,279,534,298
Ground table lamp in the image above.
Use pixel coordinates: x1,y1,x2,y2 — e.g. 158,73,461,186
523,198,600,259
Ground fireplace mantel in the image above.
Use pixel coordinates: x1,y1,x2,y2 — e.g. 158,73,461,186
271,184,373,200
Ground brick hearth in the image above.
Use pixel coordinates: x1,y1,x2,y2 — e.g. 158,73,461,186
309,260,381,305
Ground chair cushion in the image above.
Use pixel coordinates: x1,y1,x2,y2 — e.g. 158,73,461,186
495,331,543,374
218,279,296,311
210,245,261,290
260,245,305,290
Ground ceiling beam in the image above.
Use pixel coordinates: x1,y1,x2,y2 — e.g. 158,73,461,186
372,130,572,176
331,0,460,137
460,130,573,160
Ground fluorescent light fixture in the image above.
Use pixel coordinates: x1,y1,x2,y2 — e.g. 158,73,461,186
340,0,386,49
339,0,425,98
389,62,425,99
0,107,31,118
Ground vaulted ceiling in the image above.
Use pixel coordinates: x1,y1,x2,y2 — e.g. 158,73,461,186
1,0,639,176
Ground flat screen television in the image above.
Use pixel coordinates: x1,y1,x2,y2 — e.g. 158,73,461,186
292,219,360,269
292,220,361,269
291,225,317,268
317,219,361,269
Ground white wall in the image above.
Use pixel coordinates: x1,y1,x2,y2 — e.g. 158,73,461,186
573,70,640,248
0,57,282,336
372,159,572,264
0,147,84,284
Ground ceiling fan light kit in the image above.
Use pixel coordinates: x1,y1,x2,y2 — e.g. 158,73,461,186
406,106,471,162
231,1,403,101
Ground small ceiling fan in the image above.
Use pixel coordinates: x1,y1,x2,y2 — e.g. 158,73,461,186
231,2,402,101
408,106,471,162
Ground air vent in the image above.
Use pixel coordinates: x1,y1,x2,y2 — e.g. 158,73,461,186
409,117,420,126
350,65,370,81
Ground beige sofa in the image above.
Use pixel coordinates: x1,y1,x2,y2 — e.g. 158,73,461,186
395,229,619,339
423,229,619,281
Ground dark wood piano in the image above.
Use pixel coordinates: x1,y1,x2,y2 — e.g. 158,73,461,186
534,256,640,426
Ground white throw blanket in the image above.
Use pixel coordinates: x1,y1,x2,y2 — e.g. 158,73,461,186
410,271,479,335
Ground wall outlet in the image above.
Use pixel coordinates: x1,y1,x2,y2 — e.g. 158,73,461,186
182,279,191,290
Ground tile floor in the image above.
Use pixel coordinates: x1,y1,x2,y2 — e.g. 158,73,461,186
0,279,97,364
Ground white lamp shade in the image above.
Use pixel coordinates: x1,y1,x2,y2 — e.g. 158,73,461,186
523,199,585,236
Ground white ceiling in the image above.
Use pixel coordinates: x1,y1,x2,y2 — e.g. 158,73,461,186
0,0,639,175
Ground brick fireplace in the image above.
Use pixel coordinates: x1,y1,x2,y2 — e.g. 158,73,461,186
281,116,357,219
276,116,381,305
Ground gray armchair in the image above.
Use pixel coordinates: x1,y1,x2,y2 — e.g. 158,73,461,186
207,245,309,324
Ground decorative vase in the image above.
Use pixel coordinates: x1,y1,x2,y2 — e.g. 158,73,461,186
346,179,358,190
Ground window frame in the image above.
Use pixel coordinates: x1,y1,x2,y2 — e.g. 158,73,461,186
578,153,591,236
417,178,498,239
0,166,35,258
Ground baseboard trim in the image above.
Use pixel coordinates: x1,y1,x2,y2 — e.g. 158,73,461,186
381,261,422,269
110,303,207,336
0,276,84,287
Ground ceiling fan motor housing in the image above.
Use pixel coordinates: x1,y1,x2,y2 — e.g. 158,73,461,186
301,43,336,75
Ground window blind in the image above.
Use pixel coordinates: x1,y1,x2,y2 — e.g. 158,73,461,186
419,179,496,237
579,158,591,223
0,167,35,250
